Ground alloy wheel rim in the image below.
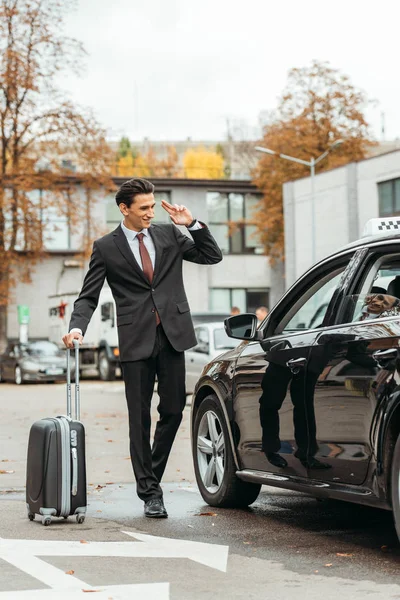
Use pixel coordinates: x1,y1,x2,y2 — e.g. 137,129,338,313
197,410,225,493
15,367,22,385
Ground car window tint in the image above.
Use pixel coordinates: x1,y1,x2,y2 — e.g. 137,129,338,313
341,253,400,323
278,268,345,333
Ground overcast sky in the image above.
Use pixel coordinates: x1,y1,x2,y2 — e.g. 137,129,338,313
62,0,400,143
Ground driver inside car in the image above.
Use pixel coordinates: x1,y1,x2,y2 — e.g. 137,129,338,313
358,293,400,321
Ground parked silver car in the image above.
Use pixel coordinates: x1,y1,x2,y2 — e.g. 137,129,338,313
0,340,68,384
185,322,238,394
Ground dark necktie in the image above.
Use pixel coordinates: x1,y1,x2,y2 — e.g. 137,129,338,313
137,233,160,325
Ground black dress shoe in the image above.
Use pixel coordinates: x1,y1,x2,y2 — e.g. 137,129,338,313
144,498,168,518
266,452,288,468
300,457,331,469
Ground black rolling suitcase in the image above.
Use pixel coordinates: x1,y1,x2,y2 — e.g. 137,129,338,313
26,340,87,526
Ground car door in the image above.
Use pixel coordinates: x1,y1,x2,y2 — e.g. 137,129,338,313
310,245,400,484
186,326,211,393
232,254,354,477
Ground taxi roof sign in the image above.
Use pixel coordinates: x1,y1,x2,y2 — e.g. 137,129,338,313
362,217,400,237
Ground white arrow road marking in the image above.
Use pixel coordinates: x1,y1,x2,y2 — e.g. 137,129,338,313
0,583,169,599
0,531,229,574
0,531,229,597
122,531,229,572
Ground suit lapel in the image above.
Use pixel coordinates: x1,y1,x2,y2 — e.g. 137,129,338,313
112,225,148,283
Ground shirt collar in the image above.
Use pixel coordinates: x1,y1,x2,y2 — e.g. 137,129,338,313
121,220,149,242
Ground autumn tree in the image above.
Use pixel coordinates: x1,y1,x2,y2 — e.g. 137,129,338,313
252,60,374,260
115,142,179,178
183,147,225,179
0,0,113,349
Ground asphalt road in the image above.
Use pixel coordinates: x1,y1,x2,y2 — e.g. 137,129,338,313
0,380,399,599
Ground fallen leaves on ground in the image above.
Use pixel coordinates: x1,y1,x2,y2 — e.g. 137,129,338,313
95,485,105,490
0,470,15,474
195,512,217,517
336,553,353,557
80,540,89,544
324,563,333,567
65,570,75,575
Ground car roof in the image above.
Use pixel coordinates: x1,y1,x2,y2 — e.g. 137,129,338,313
340,232,400,251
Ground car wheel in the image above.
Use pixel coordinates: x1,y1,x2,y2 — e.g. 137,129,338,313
98,350,116,381
391,432,400,542
14,366,24,385
193,394,261,508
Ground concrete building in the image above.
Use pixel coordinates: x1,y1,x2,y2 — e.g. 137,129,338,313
283,149,400,287
7,177,283,341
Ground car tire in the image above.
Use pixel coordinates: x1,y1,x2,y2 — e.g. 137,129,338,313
193,394,261,508
14,366,24,385
98,350,116,381
391,433,400,542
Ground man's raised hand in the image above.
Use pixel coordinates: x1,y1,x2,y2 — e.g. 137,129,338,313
161,199,193,226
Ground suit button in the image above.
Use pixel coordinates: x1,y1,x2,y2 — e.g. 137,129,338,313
151,288,155,292
151,308,155,313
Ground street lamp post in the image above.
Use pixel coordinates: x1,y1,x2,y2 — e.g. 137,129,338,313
255,140,343,265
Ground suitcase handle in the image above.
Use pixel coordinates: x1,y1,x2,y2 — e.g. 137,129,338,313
66,340,81,421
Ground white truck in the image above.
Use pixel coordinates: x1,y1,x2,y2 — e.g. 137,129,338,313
48,286,121,380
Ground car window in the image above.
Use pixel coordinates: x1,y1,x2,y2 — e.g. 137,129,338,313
277,268,345,334
339,253,400,323
21,341,61,357
194,327,210,354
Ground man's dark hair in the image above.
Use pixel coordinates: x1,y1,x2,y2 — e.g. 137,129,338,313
115,178,155,208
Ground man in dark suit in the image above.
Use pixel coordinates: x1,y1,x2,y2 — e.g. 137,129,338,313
62,178,222,518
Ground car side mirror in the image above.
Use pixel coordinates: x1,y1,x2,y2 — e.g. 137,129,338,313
224,313,260,341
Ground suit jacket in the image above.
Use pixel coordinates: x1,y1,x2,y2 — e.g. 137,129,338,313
69,223,223,361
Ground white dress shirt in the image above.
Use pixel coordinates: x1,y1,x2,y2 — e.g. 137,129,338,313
69,219,201,335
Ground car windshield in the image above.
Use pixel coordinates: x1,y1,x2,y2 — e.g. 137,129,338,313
213,328,238,350
21,341,61,357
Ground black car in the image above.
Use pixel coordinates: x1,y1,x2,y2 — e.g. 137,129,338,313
0,340,68,384
190,217,400,542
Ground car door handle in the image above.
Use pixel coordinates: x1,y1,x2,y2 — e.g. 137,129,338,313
372,348,398,366
286,357,307,374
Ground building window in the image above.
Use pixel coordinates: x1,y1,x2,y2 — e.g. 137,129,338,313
106,191,171,231
210,288,269,314
378,178,400,216
207,192,263,254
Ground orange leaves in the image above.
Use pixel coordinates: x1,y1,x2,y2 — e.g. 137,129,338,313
252,60,374,260
183,147,224,180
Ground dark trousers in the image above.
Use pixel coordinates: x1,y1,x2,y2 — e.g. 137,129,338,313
121,325,186,501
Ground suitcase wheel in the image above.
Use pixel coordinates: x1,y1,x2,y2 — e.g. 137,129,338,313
28,513,35,522
42,516,52,526
76,514,85,524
